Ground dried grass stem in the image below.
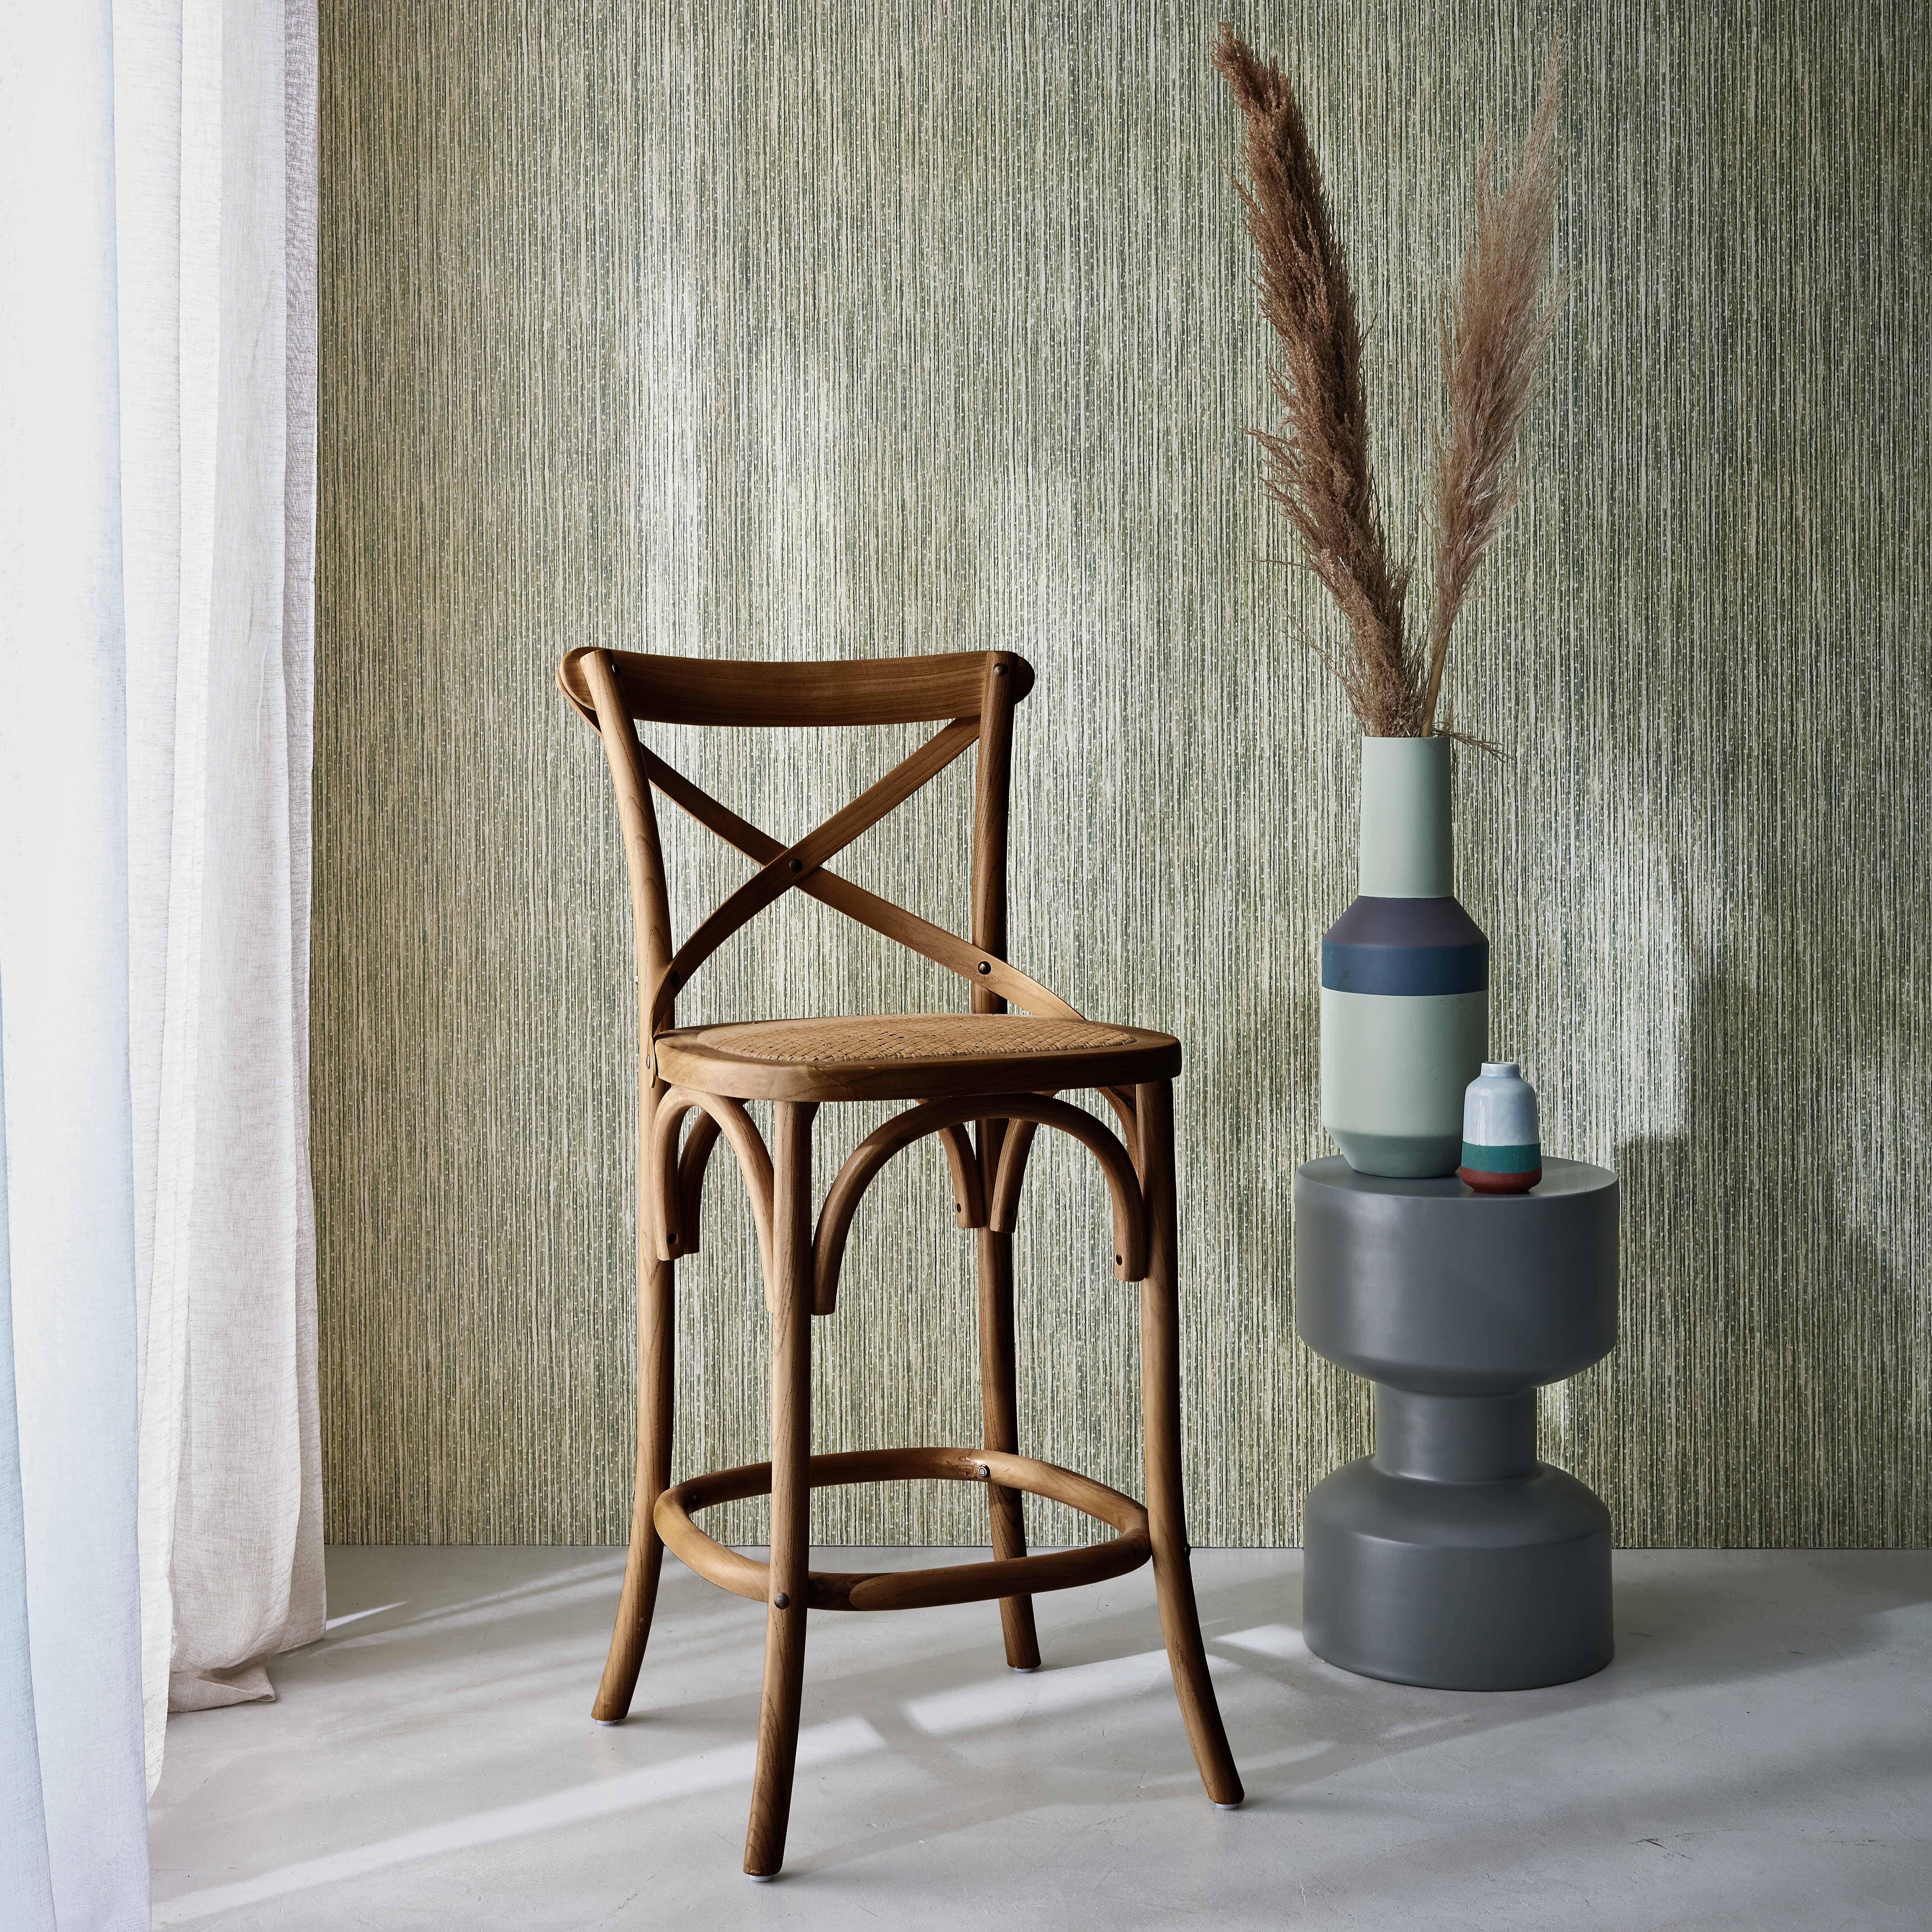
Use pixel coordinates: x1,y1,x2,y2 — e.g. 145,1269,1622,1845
1217,24,1564,742
1214,22,1422,736
1422,47,1564,737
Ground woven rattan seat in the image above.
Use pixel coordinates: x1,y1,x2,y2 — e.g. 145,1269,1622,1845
558,644,1242,1877
656,1012,1181,1102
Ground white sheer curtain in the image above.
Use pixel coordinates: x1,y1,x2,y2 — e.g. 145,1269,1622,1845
1,2,321,1922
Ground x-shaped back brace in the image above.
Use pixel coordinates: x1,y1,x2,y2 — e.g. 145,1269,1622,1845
635,716,1084,1045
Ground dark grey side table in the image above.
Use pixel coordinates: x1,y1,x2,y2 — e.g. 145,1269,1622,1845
1293,1156,1619,1690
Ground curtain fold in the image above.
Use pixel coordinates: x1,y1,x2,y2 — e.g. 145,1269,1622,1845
1,3,321,1918
0,10,154,1921
0,1052,66,1930
123,0,325,1749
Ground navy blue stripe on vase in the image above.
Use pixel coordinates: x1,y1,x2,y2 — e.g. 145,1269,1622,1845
1320,896,1489,997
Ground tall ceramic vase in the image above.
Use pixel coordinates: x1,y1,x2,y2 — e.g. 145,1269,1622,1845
1320,736,1488,1177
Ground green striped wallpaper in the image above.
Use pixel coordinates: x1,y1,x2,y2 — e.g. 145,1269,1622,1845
315,1,1930,1546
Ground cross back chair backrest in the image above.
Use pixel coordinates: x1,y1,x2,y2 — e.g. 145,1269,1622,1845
557,647,1082,1074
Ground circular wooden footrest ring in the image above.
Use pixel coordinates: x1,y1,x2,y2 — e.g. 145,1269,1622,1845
654,1445,1152,1613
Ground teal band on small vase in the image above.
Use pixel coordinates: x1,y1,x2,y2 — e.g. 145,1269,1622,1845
1460,1141,1541,1174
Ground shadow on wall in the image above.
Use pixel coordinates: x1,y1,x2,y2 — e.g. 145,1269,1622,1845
1509,0,1932,1551
1613,869,1928,1546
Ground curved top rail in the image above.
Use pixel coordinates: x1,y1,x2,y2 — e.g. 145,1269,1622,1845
559,647,1035,730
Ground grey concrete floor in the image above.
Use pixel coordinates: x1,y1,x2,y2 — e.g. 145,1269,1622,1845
149,1547,1931,1930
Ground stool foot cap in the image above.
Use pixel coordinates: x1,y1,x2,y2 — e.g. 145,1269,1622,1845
746,1872,778,1883
1009,1663,1040,1674
1214,1801,1243,1811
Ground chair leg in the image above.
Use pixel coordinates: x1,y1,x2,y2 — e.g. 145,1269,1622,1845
1135,1080,1244,1808
745,1101,817,1880
976,1226,1042,1670
593,1255,676,1722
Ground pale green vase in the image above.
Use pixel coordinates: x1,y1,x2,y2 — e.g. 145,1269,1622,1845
1318,737,1489,1178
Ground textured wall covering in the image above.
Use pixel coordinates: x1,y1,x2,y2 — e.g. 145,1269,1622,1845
316,2,1930,1548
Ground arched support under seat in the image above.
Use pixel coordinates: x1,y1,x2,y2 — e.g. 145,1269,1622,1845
992,1087,1141,1225
653,1445,1151,1612
811,1093,1148,1314
650,1106,720,1262
988,1119,1040,1233
938,1122,987,1231
648,1087,775,1304
985,1090,1144,1231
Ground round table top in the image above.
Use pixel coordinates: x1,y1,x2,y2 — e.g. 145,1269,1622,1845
1296,1154,1616,1204
1294,1156,1618,1391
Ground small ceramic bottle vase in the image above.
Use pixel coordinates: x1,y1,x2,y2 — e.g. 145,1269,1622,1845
1320,736,1488,1178
1458,1061,1542,1193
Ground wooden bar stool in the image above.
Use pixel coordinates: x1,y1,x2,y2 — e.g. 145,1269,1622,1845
558,645,1243,1878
